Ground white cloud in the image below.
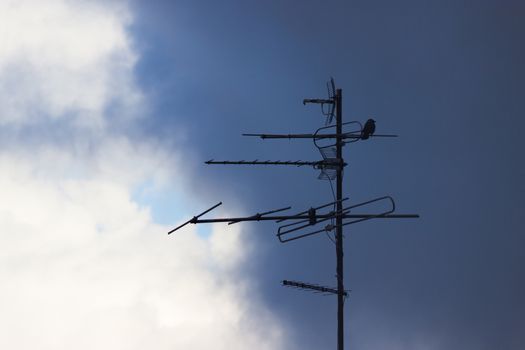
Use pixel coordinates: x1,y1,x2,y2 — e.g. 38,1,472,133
0,0,141,128
0,1,286,349
0,145,284,350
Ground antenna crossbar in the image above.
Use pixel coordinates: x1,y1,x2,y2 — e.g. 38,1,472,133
228,206,291,225
243,133,398,139
205,159,347,168
282,280,348,297
183,213,419,224
206,160,320,166
303,98,334,105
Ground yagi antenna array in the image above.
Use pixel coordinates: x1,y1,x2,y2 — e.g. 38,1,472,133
167,197,417,236
167,78,419,350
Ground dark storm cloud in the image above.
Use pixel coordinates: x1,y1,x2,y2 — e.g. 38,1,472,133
130,1,524,349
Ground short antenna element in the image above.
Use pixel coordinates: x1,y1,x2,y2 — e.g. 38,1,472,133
303,77,336,126
167,78,418,350
167,202,222,234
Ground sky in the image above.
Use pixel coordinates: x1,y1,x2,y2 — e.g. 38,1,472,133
1,1,524,349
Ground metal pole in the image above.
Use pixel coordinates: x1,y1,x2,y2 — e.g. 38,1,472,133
336,88,344,350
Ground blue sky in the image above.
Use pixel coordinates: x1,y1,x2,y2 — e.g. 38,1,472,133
1,1,523,349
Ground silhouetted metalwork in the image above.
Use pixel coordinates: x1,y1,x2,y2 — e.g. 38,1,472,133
282,280,349,297
167,201,222,234
242,133,396,139
303,77,336,125
205,159,345,167
167,78,419,350
206,158,347,180
227,206,291,225
166,199,418,233
277,196,404,243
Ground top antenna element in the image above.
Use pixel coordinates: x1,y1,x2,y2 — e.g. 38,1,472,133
303,77,336,125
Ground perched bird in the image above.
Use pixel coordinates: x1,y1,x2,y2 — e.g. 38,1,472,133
361,118,376,140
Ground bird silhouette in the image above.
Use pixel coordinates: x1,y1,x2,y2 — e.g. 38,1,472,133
361,118,376,140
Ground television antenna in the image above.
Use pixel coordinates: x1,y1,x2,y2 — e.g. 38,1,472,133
168,78,419,350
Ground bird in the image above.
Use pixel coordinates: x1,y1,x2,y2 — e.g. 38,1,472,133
361,118,376,140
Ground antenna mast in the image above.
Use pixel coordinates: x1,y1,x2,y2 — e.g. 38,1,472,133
168,78,419,350
335,86,345,350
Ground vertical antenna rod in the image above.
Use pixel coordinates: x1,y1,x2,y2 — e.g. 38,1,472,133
335,88,344,350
